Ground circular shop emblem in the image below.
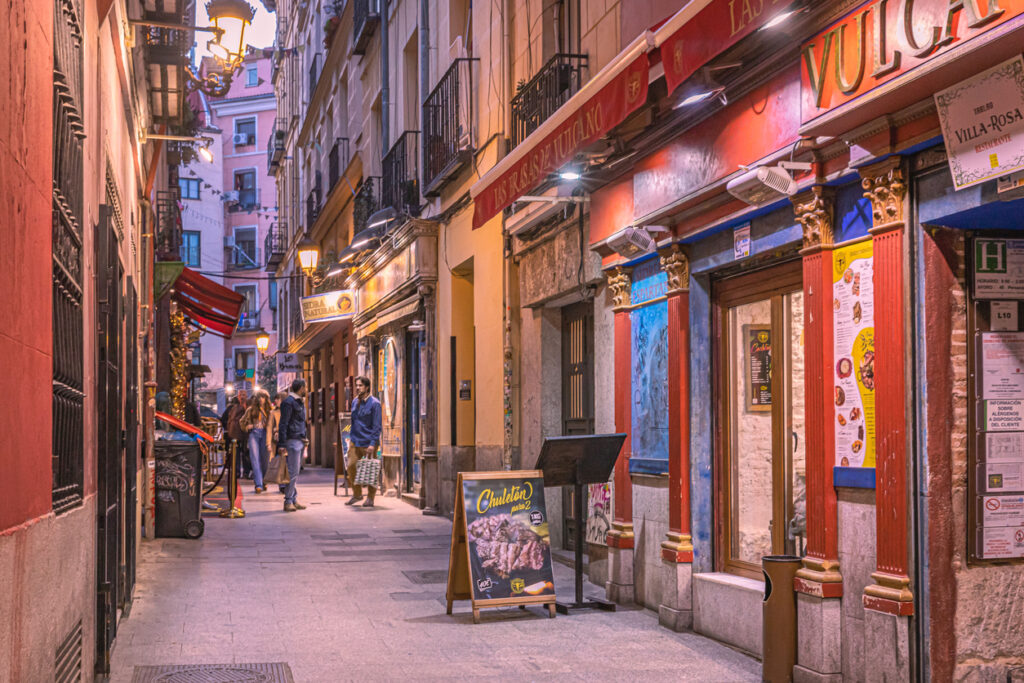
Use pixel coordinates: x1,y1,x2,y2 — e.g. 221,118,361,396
510,578,525,594
530,509,545,525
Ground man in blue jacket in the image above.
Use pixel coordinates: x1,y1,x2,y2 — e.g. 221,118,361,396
346,375,382,507
276,378,309,512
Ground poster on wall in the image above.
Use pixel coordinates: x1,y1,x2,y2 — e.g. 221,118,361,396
935,56,1024,190
745,325,772,411
979,332,1024,399
585,482,613,546
833,240,876,468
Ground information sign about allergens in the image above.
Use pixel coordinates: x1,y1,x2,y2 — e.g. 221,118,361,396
833,240,875,468
983,400,1024,432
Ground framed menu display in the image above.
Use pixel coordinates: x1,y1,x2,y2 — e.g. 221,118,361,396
744,325,772,412
969,236,1024,563
833,240,875,469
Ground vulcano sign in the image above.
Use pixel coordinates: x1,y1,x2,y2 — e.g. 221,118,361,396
800,0,1024,125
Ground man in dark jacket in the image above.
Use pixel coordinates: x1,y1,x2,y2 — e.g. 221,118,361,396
276,378,308,512
220,389,250,479
346,375,382,507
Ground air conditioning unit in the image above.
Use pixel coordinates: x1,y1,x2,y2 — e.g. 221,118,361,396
222,190,239,202
233,133,249,145
224,235,236,248
726,162,810,206
607,226,657,259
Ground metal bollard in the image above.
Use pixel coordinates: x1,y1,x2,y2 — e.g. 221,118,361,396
762,555,802,683
219,441,245,518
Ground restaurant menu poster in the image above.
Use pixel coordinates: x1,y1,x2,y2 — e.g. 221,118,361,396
979,333,1024,399
448,472,556,605
745,325,772,412
833,241,876,468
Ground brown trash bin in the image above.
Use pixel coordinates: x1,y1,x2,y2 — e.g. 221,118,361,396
762,555,802,683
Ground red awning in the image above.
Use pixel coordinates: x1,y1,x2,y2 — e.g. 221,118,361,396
656,0,795,96
172,267,244,338
470,34,653,229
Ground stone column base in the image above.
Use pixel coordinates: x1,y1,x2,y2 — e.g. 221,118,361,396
605,545,634,605
863,608,911,681
658,559,693,631
794,593,841,681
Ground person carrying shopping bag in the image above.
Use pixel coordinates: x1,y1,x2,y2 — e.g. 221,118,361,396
241,391,272,493
346,375,382,507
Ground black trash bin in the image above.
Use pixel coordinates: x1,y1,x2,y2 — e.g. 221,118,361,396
154,440,205,539
762,555,802,683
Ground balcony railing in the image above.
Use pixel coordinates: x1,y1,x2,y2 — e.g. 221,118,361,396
306,172,322,229
382,131,421,216
227,189,258,213
237,313,261,332
353,0,380,56
308,53,321,100
510,53,588,148
267,118,287,174
353,176,381,236
327,137,350,195
423,58,478,196
155,189,181,260
265,223,287,271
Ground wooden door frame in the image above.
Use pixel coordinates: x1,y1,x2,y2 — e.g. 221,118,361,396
712,261,802,580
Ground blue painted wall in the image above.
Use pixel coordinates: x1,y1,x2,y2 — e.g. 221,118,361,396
630,258,670,474
835,181,873,243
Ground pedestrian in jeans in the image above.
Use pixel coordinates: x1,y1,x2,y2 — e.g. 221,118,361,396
221,389,250,479
241,391,272,493
346,375,382,508
277,379,309,512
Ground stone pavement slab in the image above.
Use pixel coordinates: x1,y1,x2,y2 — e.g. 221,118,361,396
109,468,759,682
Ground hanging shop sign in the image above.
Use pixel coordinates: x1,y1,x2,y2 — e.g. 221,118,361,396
800,0,1024,126
446,471,557,622
471,54,649,229
974,239,1024,299
276,352,302,373
300,289,355,324
833,240,876,469
935,56,1024,189
745,325,772,411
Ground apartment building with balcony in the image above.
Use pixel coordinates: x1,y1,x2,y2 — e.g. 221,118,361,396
205,49,280,394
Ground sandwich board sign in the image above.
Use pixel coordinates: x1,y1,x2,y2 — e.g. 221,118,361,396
445,470,557,623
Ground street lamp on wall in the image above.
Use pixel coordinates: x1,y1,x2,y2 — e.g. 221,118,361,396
256,330,270,354
297,236,320,278
204,0,256,68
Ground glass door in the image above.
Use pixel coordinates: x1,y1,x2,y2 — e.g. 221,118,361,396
715,263,806,579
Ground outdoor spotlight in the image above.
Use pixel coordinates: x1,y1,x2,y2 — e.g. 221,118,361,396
199,146,214,162
559,169,582,181
256,330,270,353
675,87,726,108
205,0,255,68
365,206,399,230
762,10,798,29
296,236,320,277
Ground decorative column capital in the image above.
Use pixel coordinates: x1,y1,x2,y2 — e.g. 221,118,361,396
606,267,633,311
793,185,835,251
860,157,907,230
658,245,690,294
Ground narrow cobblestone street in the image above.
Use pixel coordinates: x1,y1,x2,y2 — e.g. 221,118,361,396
110,468,759,682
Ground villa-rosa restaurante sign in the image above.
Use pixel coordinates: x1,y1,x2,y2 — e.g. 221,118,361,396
300,289,355,324
800,0,1024,125
471,54,649,229
935,55,1024,189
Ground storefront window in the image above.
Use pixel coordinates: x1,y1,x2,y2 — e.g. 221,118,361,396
717,263,806,579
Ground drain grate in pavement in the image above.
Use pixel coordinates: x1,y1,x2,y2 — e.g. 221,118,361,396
389,591,442,601
309,533,370,540
132,662,294,683
402,569,449,584
391,528,423,534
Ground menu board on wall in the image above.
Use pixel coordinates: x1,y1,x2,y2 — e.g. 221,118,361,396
745,325,771,412
833,241,876,468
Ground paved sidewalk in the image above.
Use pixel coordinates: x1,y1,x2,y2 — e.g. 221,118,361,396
110,468,759,682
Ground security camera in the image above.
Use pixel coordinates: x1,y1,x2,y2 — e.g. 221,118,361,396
726,161,811,206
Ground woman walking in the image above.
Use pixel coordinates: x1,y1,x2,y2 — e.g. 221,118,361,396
241,391,272,493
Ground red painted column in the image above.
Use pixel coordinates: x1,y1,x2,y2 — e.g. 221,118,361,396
659,246,692,562
607,267,634,549
792,186,842,597
860,157,913,616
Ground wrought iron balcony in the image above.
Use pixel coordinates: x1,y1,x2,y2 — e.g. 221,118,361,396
236,313,261,332
155,189,181,260
382,131,421,216
265,223,287,271
328,137,350,195
422,58,478,196
227,189,258,213
267,118,288,174
306,172,323,229
353,176,381,236
140,26,192,124
510,53,588,148
353,0,381,56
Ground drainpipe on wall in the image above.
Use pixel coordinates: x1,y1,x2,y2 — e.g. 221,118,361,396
381,0,390,153
501,0,514,470
419,0,429,126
